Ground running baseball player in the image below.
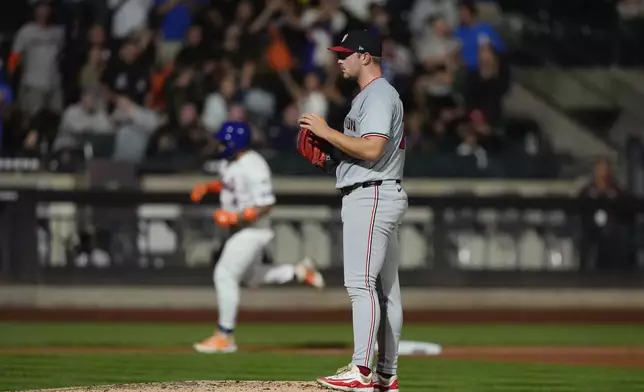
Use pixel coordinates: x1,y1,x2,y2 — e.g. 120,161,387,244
191,121,326,354
297,30,407,392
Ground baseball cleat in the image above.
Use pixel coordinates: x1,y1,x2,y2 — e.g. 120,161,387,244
296,257,325,289
317,364,374,391
193,332,237,354
373,373,399,392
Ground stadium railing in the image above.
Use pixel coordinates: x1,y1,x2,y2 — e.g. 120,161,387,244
1,188,643,288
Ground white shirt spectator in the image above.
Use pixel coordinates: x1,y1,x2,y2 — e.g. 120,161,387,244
341,0,386,21
409,0,458,34
382,41,415,81
112,101,161,162
53,102,113,151
310,28,333,70
457,139,488,169
301,7,347,34
108,0,153,39
12,22,65,89
201,93,228,133
298,91,328,119
415,29,460,66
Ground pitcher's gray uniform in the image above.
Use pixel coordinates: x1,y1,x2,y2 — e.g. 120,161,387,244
337,77,408,375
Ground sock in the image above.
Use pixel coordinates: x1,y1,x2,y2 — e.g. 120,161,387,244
357,365,371,377
217,324,234,335
377,371,394,379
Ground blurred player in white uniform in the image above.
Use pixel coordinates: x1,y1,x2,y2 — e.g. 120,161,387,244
190,121,325,354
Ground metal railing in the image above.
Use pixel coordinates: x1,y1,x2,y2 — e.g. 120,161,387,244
1,188,643,287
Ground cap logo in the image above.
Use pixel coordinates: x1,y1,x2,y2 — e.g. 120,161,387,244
341,34,348,43
359,46,364,51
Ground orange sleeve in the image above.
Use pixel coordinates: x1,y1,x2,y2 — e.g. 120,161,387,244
207,180,222,193
8,52,20,74
242,207,259,223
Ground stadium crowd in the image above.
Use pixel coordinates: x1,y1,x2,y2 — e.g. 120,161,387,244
0,0,513,173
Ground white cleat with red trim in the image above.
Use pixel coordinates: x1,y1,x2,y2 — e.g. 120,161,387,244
317,364,374,391
372,373,399,392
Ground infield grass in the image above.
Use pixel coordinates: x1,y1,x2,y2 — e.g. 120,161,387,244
2,322,644,347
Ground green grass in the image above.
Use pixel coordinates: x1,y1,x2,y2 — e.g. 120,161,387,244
3,322,644,347
2,322,644,391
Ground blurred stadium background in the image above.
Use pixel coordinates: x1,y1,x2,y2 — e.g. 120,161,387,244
2,0,644,390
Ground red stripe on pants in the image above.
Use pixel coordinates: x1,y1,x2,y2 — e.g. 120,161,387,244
364,186,379,366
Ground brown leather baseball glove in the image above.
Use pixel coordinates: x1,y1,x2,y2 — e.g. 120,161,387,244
296,128,338,173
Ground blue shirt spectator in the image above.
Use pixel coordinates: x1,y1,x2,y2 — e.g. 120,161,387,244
265,103,300,151
455,2,505,69
155,0,205,41
0,77,13,152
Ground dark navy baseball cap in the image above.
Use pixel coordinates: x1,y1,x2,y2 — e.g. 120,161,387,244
328,30,382,57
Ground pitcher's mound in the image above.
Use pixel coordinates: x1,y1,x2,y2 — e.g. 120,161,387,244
29,380,323,392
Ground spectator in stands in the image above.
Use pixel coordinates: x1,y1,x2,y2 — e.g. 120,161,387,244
108,0,154,43
456,123,488,170
341,0,386,23
197,2,225,44
76,25,112,104
0,71,14,152
265,102,300,151
100,38,150,106
403,111,430,153
201,73,239,133
174,24,208,68
578,156,636,271
617,0,644,19
52,90,113,154
176,101,216,157
155,0,206,65
469,108,496,149
301,0,347,36
79,48,108,104
87,24,113,66
249,0,301,36
616,0,644,65
9,2,65,116
409,0,459,34
0,0,529,179
60,7,89,106
147,101,215,159
164,65,205,123
218,0,265,66
134,27,159,73
368,3,392,37
277,69,329,119
20,108,59,158
464,43,510,127
380,35,414,91
415,15,461,75
111,96,161,162
413,15,462,127
239,60,278,126
429,96,464,152
455,1,505,71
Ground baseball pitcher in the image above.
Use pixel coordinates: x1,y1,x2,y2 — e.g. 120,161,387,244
191,121,326,354
297,30,407,392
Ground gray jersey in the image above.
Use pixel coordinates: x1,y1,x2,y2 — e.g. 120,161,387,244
12,23,64,89
335,77,405,189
